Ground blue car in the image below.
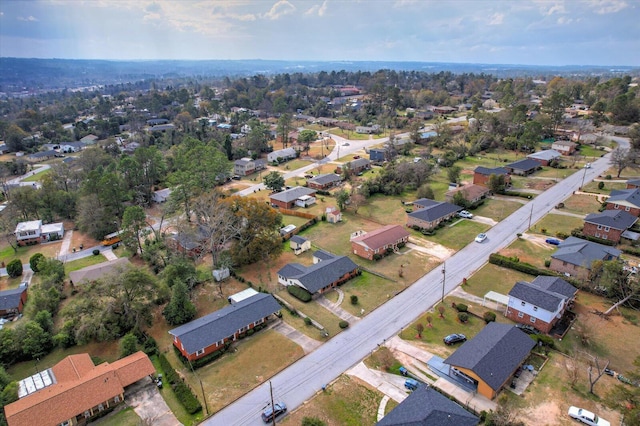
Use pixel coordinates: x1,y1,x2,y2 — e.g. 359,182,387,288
545,238,561,245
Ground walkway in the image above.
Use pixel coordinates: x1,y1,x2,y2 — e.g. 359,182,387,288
59,229,73,257
270,320,322,354
102,249,118,261
316,292,360,323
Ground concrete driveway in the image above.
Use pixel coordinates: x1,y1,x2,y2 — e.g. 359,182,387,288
125,377,182,426
270,320,322,354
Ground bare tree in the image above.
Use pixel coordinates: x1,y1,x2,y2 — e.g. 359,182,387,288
565,348,580,388
584,353,610,394
610,147,632,178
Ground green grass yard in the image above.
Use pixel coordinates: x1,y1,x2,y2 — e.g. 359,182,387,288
532,213,585,237
63,253,108,273
420,219,490,251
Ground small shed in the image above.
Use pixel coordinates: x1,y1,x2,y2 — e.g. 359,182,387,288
228,288,259,304
213,267,230,282
290,235,311,255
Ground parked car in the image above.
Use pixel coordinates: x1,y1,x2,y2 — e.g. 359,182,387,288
262,402,287,423
545,238,561,245
515,324,540,335
475,233,487,243
568,406,610,426
443,333,467,345
458,210,473,219
404,378,419,390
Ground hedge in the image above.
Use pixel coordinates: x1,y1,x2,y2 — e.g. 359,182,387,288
159,353,202,414
488,254,556,277
287,285,312,302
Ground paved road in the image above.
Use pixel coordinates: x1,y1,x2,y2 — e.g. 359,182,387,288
204,138,625,426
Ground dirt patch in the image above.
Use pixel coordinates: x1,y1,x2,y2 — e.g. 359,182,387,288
407,236,455,260
525,179,556,191
520,401,563,426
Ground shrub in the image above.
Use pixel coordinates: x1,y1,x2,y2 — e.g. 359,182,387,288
483,312,496,323
489,253,557,277
458,312,469,323
29,253,45,273
6,259,23,278
350,295,358,305
304,317,312,326
455,303,468,312
606,174,612,180
531,334,555,348
339,320,349,329
598,181,605,190
92,249,100,256
544,259,551,267
159,353,202,414
142,336,158,356
287,285,312,302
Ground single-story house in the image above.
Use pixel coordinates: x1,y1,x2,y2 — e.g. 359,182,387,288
307,173,341,190
152,188,172,203
277,251,359,295
166,227,208,257
550,236,621,279
356,124,381,134
0,287,28,318
350,225,410,260
627,178,640,189
69,258,132,286
551,140,577,155
445,184,491,205
433,106,457,115
377,385,479,426
506,276,577,334
583,210,637,243
227,288,259,304
14,220,64,246
147,118,169,126
527,149,562,166
407,199,461,231
369,148,390,163
504,158,540,176
290,235,311,255
4,351,155,426
28,150,58,161
60,141,87,153
472,166,511,187
149,124,176,132
269,186,317,209
325,206,342,223
267,147,297,163
606,188,640,217
169,293,281,361
444,322,536,399
336,158,371,175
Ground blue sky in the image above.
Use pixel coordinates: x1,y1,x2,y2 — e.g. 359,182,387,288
0,0,638,66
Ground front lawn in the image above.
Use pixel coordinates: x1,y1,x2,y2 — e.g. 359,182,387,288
560,193,601,215
92,407,141,426
277,290,343,336
338,271,409,317
498,238,557,269
532,214,585,237
582,180,627,194
472,198,523,221
0,241,62,265
421,220,490,251
464,263,534,298
64,254,108,273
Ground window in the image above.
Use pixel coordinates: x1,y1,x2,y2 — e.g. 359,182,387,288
520,301,525,306
533,306,538,311
614,203,619,209
98,404,104,412
604,226,610,232
626,206,630,211
60,421,71,426
595,233,600,238
195,349,205,356
217,339,224,347
530,317,536,323
602,234,608,240
597,225,602,230
518,312,524,318
84,411,91,418
240,326,248,332
114,395,120,403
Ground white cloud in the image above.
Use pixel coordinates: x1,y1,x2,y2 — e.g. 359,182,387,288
557,16,573,24
17,15,38,21
586,0,628,14
263,0,295,20
488,12,504,25
545,3,566,15
305,0,328,17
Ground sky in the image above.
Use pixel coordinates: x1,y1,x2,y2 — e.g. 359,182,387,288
0,0,638,66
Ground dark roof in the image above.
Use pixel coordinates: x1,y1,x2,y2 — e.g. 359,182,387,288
551,236,621,268
313,249,335,261
290,235,307,244
277,255,359,294
509,282,564,312
584,210,637,230
0,287,27,311
627,179,640,187
28,150,57,158
608,188,640,208
234,159,252,166
270,186,316,203
168,293,280,355
308,173,341,185
345,158,371,169
408,200,461,222
506,158,540,172
444,323,535,392
377,385,478,426
531,276,578,299
474,166,509,176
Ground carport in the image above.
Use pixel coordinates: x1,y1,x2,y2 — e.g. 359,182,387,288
482,291,509,312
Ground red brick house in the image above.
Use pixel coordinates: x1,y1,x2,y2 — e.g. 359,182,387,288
445,184,491,205
269,186,317,209
307,173,342,190
626,179,640,189
551,140,577,155
550,237,621,280
407,199,461,231
277,250,359,295
0,287,28,318
169,293,281,361
472,166,511,187
606,188,640,217
350,225,410,260
583,210,637,243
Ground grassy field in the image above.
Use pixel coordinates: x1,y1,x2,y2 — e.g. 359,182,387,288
277,289,343,336
532,214,585,237
535,166,577,179
0,240,62,265
150,355,199,426
337,271,409,317
420,219,490,251
578,145,608,158
277,159,313,171
63,253,108,273
464,263,534,298
473,198,524,221
498,238,557,269
582,180,627,194
329,129,371,140
281,375,382,426
92,407,141,426
21,168,51,182
560,194,601,215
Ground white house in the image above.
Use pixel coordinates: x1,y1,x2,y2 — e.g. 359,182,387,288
15,220,64,246
152,188,172,203
267,147,297,163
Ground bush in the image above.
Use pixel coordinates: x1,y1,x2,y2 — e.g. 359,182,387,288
544,259,551,267
489,253,557,276
606,174,612,180
142,336,158,356
159,353,202,414
598,181,605,190
455,303,468,312
29,253,45,273
483,312,496,323
287,285,312,302
304,317,312,326
350,295,358,305
458,312,469,323
339,320,349,329
92,249,100,256
6,259,23,278
531,334,555,348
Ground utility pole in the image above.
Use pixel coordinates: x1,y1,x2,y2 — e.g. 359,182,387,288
441,262,446,304
188,360,209,415
528,203,534,230
580,164,588,190
269,381,276,426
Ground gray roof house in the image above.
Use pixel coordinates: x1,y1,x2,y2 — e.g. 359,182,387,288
550,236,621,278
474,166,509,176
626,178,640,189
307,173,341,189
169,293,281,361
270,186,317,209
267,147,297,163
584,210,637,234
505,158,541,175
444,322,535,399
0,287,28,317
607,188,640,210
377,385,478,426
527,149,562,164
407,199,461,230
277,251,359,294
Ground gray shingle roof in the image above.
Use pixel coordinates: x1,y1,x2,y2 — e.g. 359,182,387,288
270,186,316,203
627,179,640,187
308,174,341,185
444,323,535,392
377,385,478,426
28,150,57,158
509,281,564,312
0,287,26,311
531,276,578,299
527,149,561,161
277,255,359,294
345,158,370,169
313,250,335,261
474,166,509,176
607,188,640,208
506,158,540,172
168,293,280,355
551,236,621,268
408,200,461,222
584,210,637,230
290,235,307,244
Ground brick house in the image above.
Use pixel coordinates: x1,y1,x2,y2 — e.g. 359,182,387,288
527,149,561,166
505,276,577,334
504,158,540,176
445,184,491,205
606,188,640,216
407,199,461,231
626,178,640,189
269,186,317,209
169,293,281,361
307,173,342,190
14,220,64,246
0,287,28,318
277,251,359,295
473,166,510,187
336,158,371,175
583,210,637,243
350,225,410,260
550,237,621,279
551,140,577,155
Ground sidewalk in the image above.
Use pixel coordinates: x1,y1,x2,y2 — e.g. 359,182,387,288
315,294,360,323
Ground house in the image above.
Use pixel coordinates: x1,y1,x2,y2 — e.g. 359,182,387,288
277,251,359,295
0,144,8,154
166,227,208,257
14,220,64,246
234,158,256,176
4,351,155,426
626,178,640,189
325,206,342,223
69,258,132,286
59,141,87,153
355,124,381,134
550,236,621,279
443,322,536,399
227,288,258,304
506,276,578,334
606,188,640,216
377,385,478,426
445,184,491,205
152,188,172,203
407,199,461,231
27,150,58,161
336,158,371,175
146,118,169,126
149,124,176,132
504,158,540,176
169,293,281,361
472,166,510,187
0,287,28,318
527,149,562,166
350,225,410,260
551,140,577,155
269,186,317,209
290,235,311,255
433,106,457,115
307,173,341,190
267,147,297,163
583,210,637,243
369,148,390,162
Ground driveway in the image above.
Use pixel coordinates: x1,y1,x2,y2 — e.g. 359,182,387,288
270,320,322,354
125,377,182,426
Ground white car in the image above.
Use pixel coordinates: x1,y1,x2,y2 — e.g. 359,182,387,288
475,233,487,243
568,406,610,426
458,210,473,219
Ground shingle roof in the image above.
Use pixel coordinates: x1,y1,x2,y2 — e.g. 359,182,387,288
0,287,27,311
351,225,410,251
271,147,296,157
270,186,316,203
308,173,341,185
627,179,640,187
444,323,535,392
531,276,578,299
551,236,621,268
277,255,359,294
607,188,640,208
445,184,490,200
527,149,562,161
290,235,307,244
506,158,540,172
345,158,370,169
377,385,479,426
584,210,637,230
474,166,509,176
28,150,57,158
68,258,131,285
509,282,564,312
313,250,336,261
408,200,461,222
168,293,281,355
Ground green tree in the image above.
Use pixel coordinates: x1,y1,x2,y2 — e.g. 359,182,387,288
21,321,53,360
297,129,317,153
263,171,285,192
163,281,196,326
488,174,507,193
6,260,22,278
121,205,148,256
447,165,462,183
29,253,45,273
0,328,19,367
277,113,292,148
119,333,139,358
336,189,350,211
36,258,65,284
34,310,54,334
542,91,571,132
